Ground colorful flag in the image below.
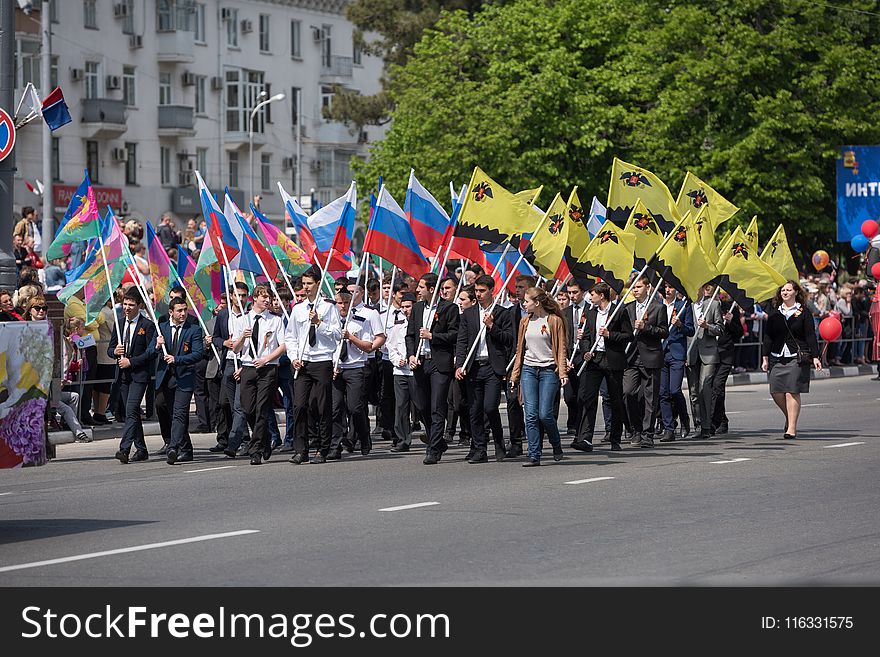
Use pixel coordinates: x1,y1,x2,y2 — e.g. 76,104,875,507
692,205,719,262
482,242,537,293
623,198,665,270
760,224,799,282
177,246,216,325
607,157,680,233
405,170,451,258
277,182,318,259
649,213,719,301
454,167,539,244
41,86,72,132
743,216,759,251
526,193,569,278
308,181,356,271
145,222,173,310
573,220,636,294
716,226,787,309
195,170,240,267
675,171,739,230
230,207,279,281
563,188,593,279
252,206,311,277
194,233,223,308
365,185,431,279
45,170,101,259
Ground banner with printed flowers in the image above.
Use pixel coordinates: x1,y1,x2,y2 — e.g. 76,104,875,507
0,320,53,468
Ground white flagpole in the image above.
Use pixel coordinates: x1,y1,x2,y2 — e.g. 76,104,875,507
97,229,123,347
122,248,168,357
333,249,371,369
170,266,222,366
382,266,398,333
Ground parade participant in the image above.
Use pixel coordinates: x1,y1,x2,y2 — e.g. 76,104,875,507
154,298,204,464
215,283,251,457
266,288,295,451
563,278,589,438
658,284,694,442
377,280,407,444
455,275,514,463
285,266,342,465
687,283,724,439
389,293,416,452
503,274,536,458
573,282,633,452
623,275,668,448
205,294,229,452
711,291,744,434
509,287,568,466
439,276,459,303
235,285,287,465
406,272,460,465
445,285,474,448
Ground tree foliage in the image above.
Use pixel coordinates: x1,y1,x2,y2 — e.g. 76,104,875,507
354,0,880,262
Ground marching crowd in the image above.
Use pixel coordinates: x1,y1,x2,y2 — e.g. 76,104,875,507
3,206,879,467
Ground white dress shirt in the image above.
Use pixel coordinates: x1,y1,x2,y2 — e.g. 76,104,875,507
771,302,801,358
476,304,490,360
284,296,342,362
595,304,610,352
387,316,412,376
226,310,248,360
338,306,385,370
420,303,437,357
240,309,285,366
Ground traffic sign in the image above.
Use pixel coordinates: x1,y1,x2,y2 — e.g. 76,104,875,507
0,107,15,163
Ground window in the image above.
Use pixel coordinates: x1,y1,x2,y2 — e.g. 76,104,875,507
194,3,206,43
226,8,239,47
49,0,58,23
122,66,136,106
125,143,137,185
353,36,362,66
225,68,265,133
121,0,135,34
259,14,270,52
83,0,97,29
157,0,193,32
194,75,206,114
50,55,58,89
290,86,300,127
321,25,332,67
228,151,239,189
321,85,334,119
15,39,40,90
159,72,171,105
261,153,271,191
85,61,100,99
265,83,273,124
51,137,60,182
196,147,208,179
160,146,171,185
86,140,100,183
290,20,301,58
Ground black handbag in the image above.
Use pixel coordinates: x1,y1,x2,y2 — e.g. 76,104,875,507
784,317,811,365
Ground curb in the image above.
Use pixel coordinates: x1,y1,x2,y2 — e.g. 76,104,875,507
728,364,877,386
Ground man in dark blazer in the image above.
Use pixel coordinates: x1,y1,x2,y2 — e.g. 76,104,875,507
573,282,633,452
454,274,514,463
623,275,669,448
212,283,251,457
711,293,744,434
503,274,535,457
563,278,589,438
658,284,695,442
406,272,460,465
154,297,205,464
109,289,157,464
687,283,725,439
205,296,228,452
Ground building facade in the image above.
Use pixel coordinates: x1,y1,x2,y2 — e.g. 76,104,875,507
11,0,385,230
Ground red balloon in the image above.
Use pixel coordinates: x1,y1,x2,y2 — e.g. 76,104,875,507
872,261,880,280
863,219,880,239
819,316,842,342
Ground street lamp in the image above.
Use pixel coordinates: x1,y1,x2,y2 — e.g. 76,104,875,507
249,90,286,211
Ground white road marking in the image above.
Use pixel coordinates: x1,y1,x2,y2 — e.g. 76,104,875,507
378,502,439,512
0,530,260,573
801,403,829,407
725,411,745,414
822,442,865,449
185,465,238,473
0,492,13,496
564,476,615,485
710,458,751,464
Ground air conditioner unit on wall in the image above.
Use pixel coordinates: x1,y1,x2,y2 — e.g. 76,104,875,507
210,76,223,91
111,147,129,162
282,156,294,170
106,75,121,90
180,158,194,172
312,27,324,42
179,171,194,187
241,19,253,33
181,71,196,86
310,161,322,172
70,68,84,82
129,34,143,49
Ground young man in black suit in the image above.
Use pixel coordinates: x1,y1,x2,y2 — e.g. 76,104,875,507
109,289,157,464
623,275,669,448
573,282,634,452
406,272,460,465
454,274,514,463
154,297,205,464
711,292,744,434
563,278,589,437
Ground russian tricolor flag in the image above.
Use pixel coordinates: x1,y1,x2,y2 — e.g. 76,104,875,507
405,170,451,258
277,182,318,260
308,181,356,271
41,87,72,132
195,170,240,267
363,185,431,279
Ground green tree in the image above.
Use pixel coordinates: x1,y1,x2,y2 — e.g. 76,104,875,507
355,0,880,267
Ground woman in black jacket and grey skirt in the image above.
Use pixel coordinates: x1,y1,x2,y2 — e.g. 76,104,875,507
762,280,822,439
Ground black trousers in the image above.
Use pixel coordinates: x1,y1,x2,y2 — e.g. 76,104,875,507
156,378,194,457
711,362,734,428
393,375,415,446
505,384,525,448
293,360,333,456
562,364,582,435
118,377,147,454
240,364,278,457
576,355,625,445
193,356,211,430
222,360,250,451
467,362,505,455
365,355,382,430
446,377,471,439
412,357,452,456
207,372,228,446
623,365,661,435
377,357,396,434
332,366,370,453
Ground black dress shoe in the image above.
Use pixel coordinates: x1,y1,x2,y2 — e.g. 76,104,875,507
552,444,564,461
326,449,342,460
610,443,622,451
271,440,282,449
80,415,95,426
250,454,262,465
92,414,110,425
679,419,691,438
311,453,326,464
130,450,148,462
262,445,272,461
630,432,642,445
716,423,729,435
279,445,295,453
208,445,226,453
571,440,593,452
423,453,439,465
155,444,168,456
494,446,507,462
341,439,355,453
467,452,489,464
381,430,393,441
505,446,523,459
177,453,193,463
223,448,237,458
390,444,409,453
115,450,129,464
521,458,540,467
166,448,178,465
289,453,308,464
638,436,654,448
782,433,797,440
659,431,676,442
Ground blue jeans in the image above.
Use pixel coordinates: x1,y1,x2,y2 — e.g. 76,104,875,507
521,365,562,461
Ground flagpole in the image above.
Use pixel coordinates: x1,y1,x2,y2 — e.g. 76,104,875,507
121,247,168,358
382,266,397,333
97,227,124,347
489,242,513,277
170,265,222,366
215,233,252,361
333,249,370,369
248,246,290,322
293,245,337,380
453,259,469,301
624,275,666,357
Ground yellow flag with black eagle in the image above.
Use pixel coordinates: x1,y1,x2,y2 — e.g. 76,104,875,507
716,226,787,309
675,171,739,230
760,224,799,282
573,219,636,294
454,167,540,244
623,198,665,270
607,157,680,233
648,213,719,301
525,193,569,278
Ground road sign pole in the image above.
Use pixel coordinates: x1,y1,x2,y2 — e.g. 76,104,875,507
0,0,19,289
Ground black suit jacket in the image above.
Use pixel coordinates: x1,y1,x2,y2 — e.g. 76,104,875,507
455,304,514,377
405,298,460,373
718,300,744,364
762,306,820,359
107,314,157,384
625,298,669,369
212,308,235,362
564,301,589,366
578,301,634,371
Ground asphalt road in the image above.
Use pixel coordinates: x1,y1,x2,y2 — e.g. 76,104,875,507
2,375,879,586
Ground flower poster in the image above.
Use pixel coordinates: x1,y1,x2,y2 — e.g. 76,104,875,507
0,320,53,468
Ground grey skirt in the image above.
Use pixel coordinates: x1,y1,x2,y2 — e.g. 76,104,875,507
768,355,811,394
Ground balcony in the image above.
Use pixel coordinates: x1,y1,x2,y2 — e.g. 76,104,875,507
320,55,353,81
316,121,357,145
224,130,266,150
157,105,195,137
80,98,127,138
156,30,195,63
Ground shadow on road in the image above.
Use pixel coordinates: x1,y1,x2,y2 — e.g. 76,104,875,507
0,518,154,545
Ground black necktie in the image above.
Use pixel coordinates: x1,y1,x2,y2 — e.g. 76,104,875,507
171,325,180,355
252,315,261,355
339,336,348,361
308,303,317,346
123,320,132,356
